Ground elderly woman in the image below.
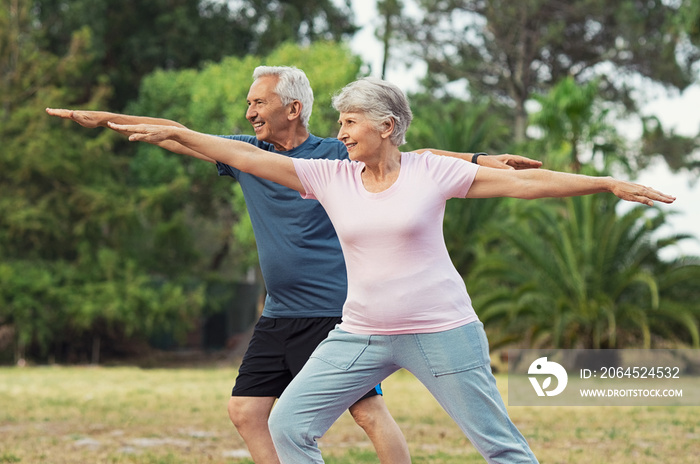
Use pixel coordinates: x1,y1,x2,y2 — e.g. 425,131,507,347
110,78,674,463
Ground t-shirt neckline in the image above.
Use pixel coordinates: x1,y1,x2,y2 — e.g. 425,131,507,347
356,152,405,199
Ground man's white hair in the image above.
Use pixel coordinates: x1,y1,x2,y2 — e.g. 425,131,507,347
253,66,314,129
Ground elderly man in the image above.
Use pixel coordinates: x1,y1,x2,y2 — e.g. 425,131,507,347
47,66,541,464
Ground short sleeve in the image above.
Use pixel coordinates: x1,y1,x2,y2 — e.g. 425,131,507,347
216,160,238,179
215,135,268,179
421,151,480,199
293,158,343,200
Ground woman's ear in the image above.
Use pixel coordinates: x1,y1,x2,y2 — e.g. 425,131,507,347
380,117,395,140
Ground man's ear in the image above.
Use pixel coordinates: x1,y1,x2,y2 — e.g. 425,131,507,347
287,101,302,121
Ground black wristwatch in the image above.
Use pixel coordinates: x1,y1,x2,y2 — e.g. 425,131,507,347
471,152,488,164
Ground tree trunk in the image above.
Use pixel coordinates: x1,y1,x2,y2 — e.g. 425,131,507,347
91,335,100,365
514,97,528,143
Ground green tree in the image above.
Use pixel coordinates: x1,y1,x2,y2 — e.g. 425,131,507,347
529,76,628,172
640,116,700,175
407,0,700,163
376,0,404,79
465,75,699,350
32,0,357,109
0,0,206,362
245,0,357,54
680,0,700,45
471,193,698,349
655,256,700,347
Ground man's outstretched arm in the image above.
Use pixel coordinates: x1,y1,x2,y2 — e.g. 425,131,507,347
45,108,216,163
414,148,543,170
45,108,185,129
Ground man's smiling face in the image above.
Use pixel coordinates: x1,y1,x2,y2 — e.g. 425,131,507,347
245,75,292,147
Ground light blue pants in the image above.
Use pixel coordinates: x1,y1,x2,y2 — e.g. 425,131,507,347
268,322,538,463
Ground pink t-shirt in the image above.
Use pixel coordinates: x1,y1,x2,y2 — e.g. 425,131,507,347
293,151,480,335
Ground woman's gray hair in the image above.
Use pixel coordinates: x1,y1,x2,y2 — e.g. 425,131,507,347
332,77,413,146
253,66,314,129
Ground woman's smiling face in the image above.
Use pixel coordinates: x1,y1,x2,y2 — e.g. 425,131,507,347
336,112,387,161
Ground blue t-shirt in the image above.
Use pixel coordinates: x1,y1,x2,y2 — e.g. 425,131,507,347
216,134,349,318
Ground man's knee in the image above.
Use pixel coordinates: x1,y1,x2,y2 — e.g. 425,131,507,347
227,396,272,430
227,397,247,428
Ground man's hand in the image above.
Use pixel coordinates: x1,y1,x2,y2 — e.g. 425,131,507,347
415,148,542,170
481,154,543,170
45,108,109,128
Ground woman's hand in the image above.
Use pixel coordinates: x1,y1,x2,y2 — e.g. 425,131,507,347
610,179,676,206
107,122,180,143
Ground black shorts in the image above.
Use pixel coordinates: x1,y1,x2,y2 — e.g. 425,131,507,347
231,316,382,401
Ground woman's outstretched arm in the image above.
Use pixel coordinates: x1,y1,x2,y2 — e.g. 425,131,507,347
467,166,675,207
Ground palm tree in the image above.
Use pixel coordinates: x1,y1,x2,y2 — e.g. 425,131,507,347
470,193,699,349
529,76,628,174
653,256,700,347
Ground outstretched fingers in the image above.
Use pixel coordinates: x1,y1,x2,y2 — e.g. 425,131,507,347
107,122,169,143
642,186,676,205
488,154,543,170
506,155,543,170
622,184,676,206
480,156,515,170
46,108,73,119
483,154,542,170
46,108,103,128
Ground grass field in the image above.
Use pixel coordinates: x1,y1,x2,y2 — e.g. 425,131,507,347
0,364,698,463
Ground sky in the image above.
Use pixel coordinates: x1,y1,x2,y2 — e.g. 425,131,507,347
346,0,700,259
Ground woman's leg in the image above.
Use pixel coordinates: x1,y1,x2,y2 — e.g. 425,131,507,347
348,395,411,464
269,328,397,463
395,322,538,464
